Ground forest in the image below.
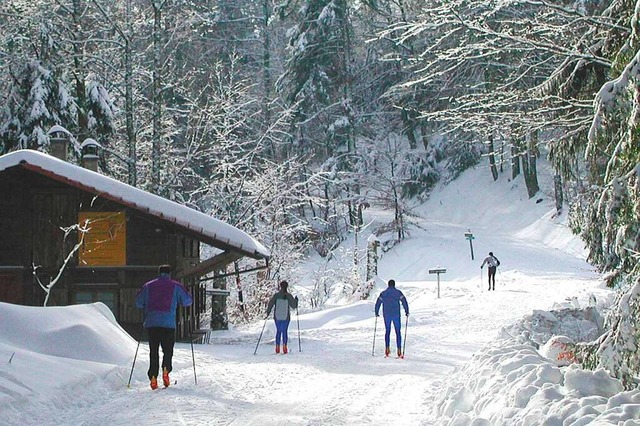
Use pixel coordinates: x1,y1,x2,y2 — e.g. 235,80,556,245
1,0,639,387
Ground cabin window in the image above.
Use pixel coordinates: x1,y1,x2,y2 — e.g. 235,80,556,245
74,288,118,315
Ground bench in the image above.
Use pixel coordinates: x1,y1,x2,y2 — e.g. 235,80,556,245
191,328,211,344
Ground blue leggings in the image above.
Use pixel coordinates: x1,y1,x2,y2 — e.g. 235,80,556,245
274,319,290,345
384,315,402,349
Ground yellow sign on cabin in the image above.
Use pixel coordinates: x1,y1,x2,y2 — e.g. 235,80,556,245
78,212,127,266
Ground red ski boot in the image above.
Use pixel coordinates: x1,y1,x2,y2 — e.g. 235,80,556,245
162,368,170,388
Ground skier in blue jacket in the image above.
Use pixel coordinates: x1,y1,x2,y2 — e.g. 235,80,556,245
135,264,193,389
375,279,409,357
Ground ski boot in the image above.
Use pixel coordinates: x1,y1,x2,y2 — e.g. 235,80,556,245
397,348,403,358
162,368,170,388
275,345,280,354
150,376,158,390
283,344,288,354
385,347,390,357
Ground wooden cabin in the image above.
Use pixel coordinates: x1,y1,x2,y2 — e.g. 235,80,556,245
0,148,269,340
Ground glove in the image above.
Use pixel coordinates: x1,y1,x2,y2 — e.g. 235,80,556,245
375,313,380,317
480,266,483,269
295,296,299,301
406,313,409,317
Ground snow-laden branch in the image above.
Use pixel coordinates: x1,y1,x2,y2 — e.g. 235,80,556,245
33,221,90,307
588,46,640,144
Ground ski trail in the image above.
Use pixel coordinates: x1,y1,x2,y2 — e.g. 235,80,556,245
4,270,609,425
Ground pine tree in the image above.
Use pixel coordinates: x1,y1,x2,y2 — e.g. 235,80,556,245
0,59,76,153
278,0,354,158
565,0,639,283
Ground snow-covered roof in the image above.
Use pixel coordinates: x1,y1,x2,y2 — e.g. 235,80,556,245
0,149,269,260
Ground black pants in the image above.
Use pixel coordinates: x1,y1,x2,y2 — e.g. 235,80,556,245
488,266,497,289
147,327,175,379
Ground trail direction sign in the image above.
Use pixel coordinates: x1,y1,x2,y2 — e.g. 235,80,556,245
464,229,475,260
429,268,447,298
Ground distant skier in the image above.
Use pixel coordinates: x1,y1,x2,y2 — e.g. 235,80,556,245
266,280,299,354
135,265,193,390
375,279,409,357
481,252,501,291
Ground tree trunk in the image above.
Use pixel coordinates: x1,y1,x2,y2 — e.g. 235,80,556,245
262,0,275,160
125,0,137,186
420,123,430,151
366,238,379,281
91,0,137,185
522,152,540,198
390,159,404,240
488,134,498,181
401,109,418,150
234,261,244,314
511,144,520,179
151,0,165,194
71,0,88,142
554,174,563,213
522,132,540,198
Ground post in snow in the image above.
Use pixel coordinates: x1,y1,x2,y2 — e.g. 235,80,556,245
429,267,447,298
464,229,475,260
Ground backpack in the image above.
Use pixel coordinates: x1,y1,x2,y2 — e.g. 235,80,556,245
495,257,500,267
274,296,290,321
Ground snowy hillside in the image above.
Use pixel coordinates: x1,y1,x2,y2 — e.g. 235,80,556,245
1,160,639,425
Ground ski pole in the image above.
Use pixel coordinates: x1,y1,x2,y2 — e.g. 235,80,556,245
253,317,268,355
296,307,301,352
190,333,197,385
402,314,409,358
127,318,145,388
372,315,378,356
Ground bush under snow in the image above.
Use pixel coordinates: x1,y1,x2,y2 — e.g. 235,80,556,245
433,299,640,425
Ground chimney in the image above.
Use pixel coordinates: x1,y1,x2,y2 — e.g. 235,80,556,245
47,125,71,161
81,138,101,172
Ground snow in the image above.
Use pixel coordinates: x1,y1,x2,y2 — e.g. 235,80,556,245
2,160,640,425
0,149,269,259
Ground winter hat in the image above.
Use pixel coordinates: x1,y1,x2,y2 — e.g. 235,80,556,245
279,280,288,291
388,279,396,287
158,264,172,275
489,252,493,256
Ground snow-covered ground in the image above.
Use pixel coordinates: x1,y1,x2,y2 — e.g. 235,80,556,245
2,160,639,425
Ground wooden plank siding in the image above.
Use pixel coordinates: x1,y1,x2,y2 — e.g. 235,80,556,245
0,165,212,341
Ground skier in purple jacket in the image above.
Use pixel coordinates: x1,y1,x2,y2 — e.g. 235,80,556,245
135,264,192,389
375,279,409,358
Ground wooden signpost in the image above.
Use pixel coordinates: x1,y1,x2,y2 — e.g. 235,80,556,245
429,267,447,298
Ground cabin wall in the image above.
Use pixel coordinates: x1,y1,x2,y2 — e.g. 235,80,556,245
0,169,29,304
0,166,207,340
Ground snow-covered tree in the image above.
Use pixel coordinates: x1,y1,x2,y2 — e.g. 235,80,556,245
278,0,355,157
386,0,620,196
0,59,77,152
563,0,638,283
